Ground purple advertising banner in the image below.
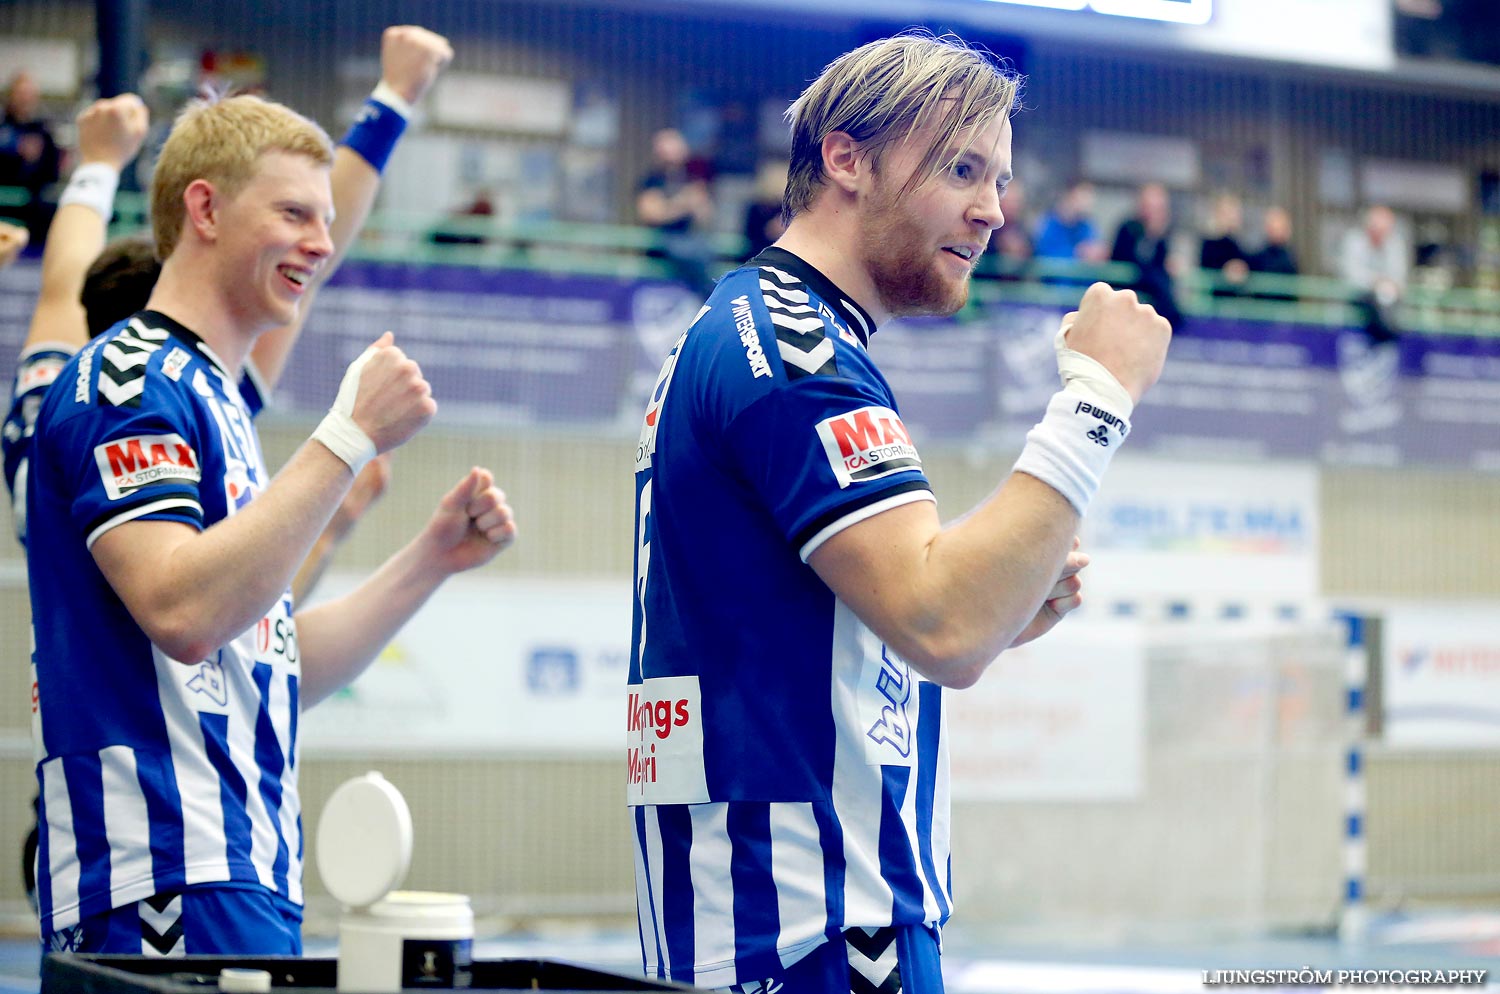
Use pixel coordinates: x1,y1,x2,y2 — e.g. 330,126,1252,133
3,259,1498,471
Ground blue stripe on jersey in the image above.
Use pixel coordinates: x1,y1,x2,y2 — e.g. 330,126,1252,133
878,765,926,923
728,804,779,976
136,750,187,895
288,674,300,772
201,713,252,869
289,673,302,869
813,801,846,938
657,805,696,984
67,755,114,920
914,683,950,922
634,807,665,974
252,663,291,894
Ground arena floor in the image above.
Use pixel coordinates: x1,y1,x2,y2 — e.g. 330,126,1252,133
3,909,1498,993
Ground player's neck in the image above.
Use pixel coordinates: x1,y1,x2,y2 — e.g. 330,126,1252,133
774,214,889,326
147,254,255,378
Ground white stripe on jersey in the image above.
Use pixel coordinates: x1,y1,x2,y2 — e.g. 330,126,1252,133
830,601,896,928
760,266,800,288
777,337,834,375
12,456,28,545
156,647,231,885
40,758,81,930
87,498,204,549
101,342,155,371
931,697,953,912
799,490,936,562
641,808,671,978
632,813,659,978
124,318,171,341
768,313,824,335
892,719,936,921
768,803,830,968
100,746,155,903
265,666,303,904
840,300,872,340
688,804,737,979
759,279,811,306
223,632,283,891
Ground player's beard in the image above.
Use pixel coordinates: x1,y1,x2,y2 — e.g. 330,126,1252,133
859,185,971,318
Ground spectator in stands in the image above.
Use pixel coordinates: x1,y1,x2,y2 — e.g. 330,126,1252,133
636,126,716,296
431,188,497,246
1340,204,1408,343
0,71,62,245
1246,205,1299,304
742,159,787,259
1035,178,1105,268
1249,206,1298,277
1111,182,1182,327
1199,192,1249,296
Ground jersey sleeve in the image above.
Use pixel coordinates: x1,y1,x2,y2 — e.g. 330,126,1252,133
723,369,935,562
48,369,208,549
4,344,79,545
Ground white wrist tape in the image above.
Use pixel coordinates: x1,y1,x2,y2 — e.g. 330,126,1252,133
1054,318,1135,421
58,162,120,219
1012,389,1132,516
370,80,413,119
312,347,378,475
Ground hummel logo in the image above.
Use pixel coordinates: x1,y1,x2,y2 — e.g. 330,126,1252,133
186,658,229,707
1087,426,1110,447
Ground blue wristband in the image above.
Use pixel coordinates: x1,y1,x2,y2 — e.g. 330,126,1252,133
340,98,407,174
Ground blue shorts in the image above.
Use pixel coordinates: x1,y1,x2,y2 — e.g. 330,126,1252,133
42,885,302,957
720,924,943,994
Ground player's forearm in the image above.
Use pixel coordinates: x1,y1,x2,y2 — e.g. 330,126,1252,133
124,443,354,662
326,146,380,275
295,536,449,707
25,203,109,347
841,475,1078,689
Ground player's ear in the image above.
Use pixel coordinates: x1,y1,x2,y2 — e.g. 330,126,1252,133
182,179,219,244
821,131,865,196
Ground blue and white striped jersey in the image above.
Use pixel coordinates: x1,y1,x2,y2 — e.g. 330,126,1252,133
628,248,952,988
25,310,301,936
5,344,84,547
4,339,266,547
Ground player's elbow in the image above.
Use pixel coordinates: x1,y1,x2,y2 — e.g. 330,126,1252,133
139,611,221,666
895,630,996,690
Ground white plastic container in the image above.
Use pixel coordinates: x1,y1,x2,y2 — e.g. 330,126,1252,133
316,772,474,991
338,891,474,991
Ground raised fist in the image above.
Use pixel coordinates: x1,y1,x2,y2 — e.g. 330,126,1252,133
348,332,437,454
76,94,149,171
1059,282,1172,405
380,26,454,107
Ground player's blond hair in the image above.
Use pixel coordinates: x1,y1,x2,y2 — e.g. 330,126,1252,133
782,31,1022,221
151,93,333,260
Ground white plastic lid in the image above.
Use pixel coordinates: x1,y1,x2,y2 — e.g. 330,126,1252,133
218,968,272,992
316,771,413,909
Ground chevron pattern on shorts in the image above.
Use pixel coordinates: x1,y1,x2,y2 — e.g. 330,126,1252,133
140,891,184,956
846,925,902,994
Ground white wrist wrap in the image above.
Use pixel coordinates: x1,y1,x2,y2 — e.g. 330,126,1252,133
312,347,378,475
1013,390,1131,515
1054,318,1135,421
370,80,414,119
58,162,120,219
